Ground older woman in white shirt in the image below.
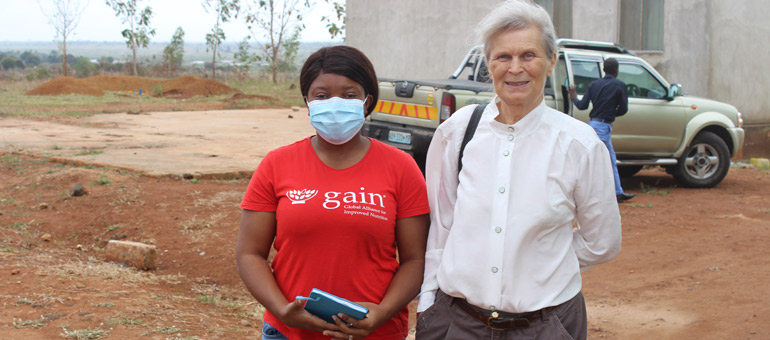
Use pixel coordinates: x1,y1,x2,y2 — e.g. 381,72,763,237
415,1,622,339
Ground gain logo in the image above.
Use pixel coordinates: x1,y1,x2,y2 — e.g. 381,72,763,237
286,189,318,204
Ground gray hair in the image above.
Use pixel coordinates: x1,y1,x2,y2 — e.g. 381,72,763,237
476,0,557,61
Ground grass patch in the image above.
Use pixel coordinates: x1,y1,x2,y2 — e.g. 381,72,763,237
91,302,115,308
60,327,110,339
629,203,653,208
197,295,240,309
106,317,144,326
13,313,63,329
142,325,185,335
75,149,104,156
95,175,111,185
189,178,199,184
13,317,48,329
106,224,125,231
640,182,671,196
760,208,770,214
3,247,18,252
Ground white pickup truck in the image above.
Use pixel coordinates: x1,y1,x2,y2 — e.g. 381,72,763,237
362,39,745,188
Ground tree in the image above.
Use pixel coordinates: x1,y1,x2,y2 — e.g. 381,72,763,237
278,26,300,73
203,0,240,80
163,27,185,76
21,51,43,67
0,57,24,70
320,0,345,40
244,0,309,84
105,0,156,76
233,37,260,79
74,56,97,77
37,0,88,77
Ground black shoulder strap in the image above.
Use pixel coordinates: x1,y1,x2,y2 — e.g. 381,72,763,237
458,103,487,172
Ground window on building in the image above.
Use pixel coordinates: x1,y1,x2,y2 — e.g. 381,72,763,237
619,0,664,51
534,0,572,38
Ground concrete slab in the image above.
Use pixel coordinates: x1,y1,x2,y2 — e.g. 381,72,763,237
0,109,315,178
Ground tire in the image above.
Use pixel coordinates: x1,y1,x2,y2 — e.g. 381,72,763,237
618,165,643,178
672,131,730,188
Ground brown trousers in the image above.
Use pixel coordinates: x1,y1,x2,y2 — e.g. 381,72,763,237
416,290,587,340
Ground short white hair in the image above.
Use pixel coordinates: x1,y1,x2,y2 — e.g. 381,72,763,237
475,0,557,61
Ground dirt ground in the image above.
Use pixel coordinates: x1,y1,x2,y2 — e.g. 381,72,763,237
2,108,770,339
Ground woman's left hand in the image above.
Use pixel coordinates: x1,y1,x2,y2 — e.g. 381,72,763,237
322,302,387,340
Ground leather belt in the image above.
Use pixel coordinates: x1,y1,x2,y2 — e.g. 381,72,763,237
590,118,613,124
452,297,547,331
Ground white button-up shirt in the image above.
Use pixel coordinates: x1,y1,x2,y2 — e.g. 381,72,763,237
417,97,622,313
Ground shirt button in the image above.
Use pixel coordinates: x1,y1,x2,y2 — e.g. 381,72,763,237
491,267,499,273
503,150,510,156
508,134,514,141
495,227,502,233
508,127,514,132
499,187,505,193
490,305,496,311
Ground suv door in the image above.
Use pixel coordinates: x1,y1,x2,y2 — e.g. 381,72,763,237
565,54,602,120
613,60,686,155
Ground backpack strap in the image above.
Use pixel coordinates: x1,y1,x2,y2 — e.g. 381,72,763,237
458,103,487,172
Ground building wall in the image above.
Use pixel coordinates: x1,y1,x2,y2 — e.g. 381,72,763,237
347,0,770,157
571,0,618,43
347,0,499,79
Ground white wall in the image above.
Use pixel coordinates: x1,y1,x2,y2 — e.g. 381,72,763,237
347,0,499,79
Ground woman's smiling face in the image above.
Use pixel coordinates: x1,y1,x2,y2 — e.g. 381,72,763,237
487,26,555,112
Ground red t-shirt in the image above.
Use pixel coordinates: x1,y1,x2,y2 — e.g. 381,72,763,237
241,137,430,340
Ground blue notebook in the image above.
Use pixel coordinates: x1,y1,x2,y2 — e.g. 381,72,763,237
296,288,369,324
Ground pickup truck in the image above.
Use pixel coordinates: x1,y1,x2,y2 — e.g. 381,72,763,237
362,39,745,188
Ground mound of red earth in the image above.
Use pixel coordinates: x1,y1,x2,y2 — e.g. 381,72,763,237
25,75,240,97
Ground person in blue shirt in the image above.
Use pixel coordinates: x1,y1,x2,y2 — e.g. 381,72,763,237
569,58,635,203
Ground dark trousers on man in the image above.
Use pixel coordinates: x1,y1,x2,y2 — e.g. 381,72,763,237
416,290,587,340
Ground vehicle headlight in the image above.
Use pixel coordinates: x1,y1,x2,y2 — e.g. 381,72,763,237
737,111,744,127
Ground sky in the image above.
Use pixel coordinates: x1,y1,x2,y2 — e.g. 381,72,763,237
0,0,343,43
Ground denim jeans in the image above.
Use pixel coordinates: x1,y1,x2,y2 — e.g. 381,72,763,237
589,120,624,195
262,322,290,340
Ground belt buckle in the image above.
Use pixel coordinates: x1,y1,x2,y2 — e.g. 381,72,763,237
486,312,507,331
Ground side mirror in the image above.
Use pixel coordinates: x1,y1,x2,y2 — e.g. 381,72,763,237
667,83,682,100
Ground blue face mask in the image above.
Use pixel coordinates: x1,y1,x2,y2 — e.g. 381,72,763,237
307,97,366,145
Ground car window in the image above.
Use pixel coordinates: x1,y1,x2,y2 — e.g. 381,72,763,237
617,63,667,99
570,60,601,95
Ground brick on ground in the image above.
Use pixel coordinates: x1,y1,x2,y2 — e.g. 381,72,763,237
105,240,157,270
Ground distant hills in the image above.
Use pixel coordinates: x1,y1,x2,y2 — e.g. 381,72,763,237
0,41,341,64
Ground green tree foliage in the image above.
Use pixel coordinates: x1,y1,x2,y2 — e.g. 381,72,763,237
320,0,345,40
163,27,185,75
244,0,310,84
74,56,97,77
0,57,25,70
26,67,52,81
21,51,43,67
278,26,300,73
46,50,60,64
233,37,260,79
105,0,157,76
37,0,87,77
203,0,240,80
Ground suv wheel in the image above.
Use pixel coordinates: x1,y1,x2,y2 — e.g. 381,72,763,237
672,131,730,188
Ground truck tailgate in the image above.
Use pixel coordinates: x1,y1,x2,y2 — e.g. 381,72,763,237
371,82,441,129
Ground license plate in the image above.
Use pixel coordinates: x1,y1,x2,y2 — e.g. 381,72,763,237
388,130,412,145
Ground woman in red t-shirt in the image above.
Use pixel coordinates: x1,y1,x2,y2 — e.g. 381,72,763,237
236,45,430,340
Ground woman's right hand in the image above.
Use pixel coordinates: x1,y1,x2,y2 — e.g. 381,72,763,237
277,299,341,333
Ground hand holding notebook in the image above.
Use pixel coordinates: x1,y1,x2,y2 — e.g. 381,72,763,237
296,288,369,324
